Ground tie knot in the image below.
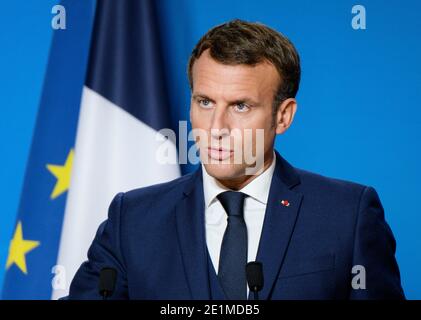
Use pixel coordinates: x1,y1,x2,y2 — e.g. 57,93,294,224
217,191,247,217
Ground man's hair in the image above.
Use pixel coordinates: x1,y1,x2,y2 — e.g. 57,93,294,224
187,19,301,114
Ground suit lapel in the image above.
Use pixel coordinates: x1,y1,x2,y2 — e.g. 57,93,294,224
175,168,211,299
250,151,303,300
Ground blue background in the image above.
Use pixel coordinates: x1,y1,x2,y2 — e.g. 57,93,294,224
1,0,420,298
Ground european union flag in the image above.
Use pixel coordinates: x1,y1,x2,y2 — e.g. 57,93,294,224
2,0,96,299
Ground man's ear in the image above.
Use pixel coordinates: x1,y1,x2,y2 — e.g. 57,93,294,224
274,98,297,134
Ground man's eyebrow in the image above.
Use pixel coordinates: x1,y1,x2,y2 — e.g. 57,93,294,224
192,93,260,106
230,97,260,106
192,93,213,101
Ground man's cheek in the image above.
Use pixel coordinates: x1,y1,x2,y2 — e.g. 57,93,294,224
229,130,242,163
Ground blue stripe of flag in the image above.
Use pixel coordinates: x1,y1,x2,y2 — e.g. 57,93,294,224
86,0,172,132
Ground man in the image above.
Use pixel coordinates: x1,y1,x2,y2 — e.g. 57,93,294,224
68,19,404,299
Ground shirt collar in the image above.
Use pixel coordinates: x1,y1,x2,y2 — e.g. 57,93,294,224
202,151,277,208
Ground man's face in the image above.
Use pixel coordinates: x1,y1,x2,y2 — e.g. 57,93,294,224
190,49,283,183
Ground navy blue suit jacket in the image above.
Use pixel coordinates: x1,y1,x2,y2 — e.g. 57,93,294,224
68,151,404,299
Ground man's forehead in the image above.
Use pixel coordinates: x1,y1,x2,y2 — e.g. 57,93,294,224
192,51,279,98
193,50,276,76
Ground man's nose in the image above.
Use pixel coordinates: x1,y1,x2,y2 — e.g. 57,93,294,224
210,106,230,139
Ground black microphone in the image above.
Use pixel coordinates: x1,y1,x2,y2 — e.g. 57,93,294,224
98,267,117,300
246,261,264,300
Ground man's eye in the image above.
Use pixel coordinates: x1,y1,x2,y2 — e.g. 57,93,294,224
198,99,213,108
233,103,250,112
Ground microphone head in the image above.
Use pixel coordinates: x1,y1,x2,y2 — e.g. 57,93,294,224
246,261,264,292
98,267,117,298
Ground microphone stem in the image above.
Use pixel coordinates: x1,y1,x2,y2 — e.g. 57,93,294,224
253,290,259,301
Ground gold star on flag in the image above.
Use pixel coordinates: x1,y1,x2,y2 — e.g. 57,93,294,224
6,221,40,274
46,149,74,199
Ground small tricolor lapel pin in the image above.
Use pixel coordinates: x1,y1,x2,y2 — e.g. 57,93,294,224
280,200,290,207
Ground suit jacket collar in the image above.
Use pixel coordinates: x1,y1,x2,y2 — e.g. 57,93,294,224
252,150,303,299
175,169,210,299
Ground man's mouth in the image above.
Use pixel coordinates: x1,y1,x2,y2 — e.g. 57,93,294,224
206,147,233,161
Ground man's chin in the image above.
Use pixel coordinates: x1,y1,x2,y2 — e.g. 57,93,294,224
202,163,246,180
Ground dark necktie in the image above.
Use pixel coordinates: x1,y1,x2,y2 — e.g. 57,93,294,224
216,191,248,300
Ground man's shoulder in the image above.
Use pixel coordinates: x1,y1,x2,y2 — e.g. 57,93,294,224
275,151,369,199
291,167,378,225
294,167,368,200
121,170,197,207
103,172,198,230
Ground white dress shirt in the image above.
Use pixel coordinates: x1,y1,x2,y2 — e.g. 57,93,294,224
202,153,277,280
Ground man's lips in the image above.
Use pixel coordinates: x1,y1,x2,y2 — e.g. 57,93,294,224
206,147,233,160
